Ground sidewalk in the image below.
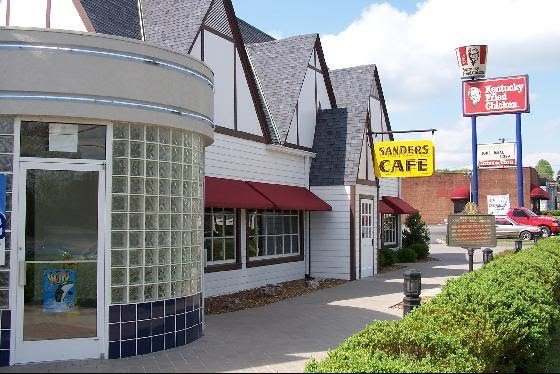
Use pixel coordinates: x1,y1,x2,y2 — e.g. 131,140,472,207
2,244,510,373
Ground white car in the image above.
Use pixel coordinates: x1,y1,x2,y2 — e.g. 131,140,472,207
495,216,542,240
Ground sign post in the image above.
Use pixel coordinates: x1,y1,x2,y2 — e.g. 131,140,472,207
516,113,524,207
447,202,497,272
471,117,478,204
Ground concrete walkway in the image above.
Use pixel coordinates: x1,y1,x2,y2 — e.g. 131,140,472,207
2,243,517,373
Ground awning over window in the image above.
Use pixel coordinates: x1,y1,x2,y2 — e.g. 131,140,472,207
205,177,274,209
450,186,470,201
379,200,398,214
247,181,332,211
381,196,418,215
530,185,550,200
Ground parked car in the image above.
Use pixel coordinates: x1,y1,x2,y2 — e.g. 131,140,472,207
495,216,542,240
506,207,560,237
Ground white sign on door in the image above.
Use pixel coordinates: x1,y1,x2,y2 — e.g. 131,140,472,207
487,194,510,215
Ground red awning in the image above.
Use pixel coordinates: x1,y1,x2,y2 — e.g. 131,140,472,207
381,196,418,215
379,200,398,214
530,185,550,200
247,181,332,211
450,186,470,201
205,177,274,209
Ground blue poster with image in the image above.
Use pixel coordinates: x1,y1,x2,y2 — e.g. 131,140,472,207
43,269,76,313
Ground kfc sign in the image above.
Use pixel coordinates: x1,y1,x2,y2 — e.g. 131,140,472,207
456,45,488,79
463,76,529,116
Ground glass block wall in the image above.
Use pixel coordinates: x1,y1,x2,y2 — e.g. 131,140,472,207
111,123,204,305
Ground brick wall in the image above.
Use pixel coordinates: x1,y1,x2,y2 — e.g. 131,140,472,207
402,168,540,224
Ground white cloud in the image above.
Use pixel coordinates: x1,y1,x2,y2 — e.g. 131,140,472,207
524,152,560,172
322,0,560,109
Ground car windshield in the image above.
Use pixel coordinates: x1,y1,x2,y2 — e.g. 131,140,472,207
522,208,538,217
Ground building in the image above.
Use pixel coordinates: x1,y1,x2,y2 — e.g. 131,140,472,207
402,167,549,224
0,0,417,366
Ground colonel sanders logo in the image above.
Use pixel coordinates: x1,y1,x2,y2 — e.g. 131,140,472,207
467,87,482,106
467,47,480,66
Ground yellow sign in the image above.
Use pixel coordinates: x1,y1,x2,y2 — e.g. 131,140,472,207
373,140,435,178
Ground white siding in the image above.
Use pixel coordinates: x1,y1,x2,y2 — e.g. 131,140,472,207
298,67,317,148
205,132,308,186
316,72,331,111
50,0,87,32
309,186,351,280
235,50,262,136
9,0,47,27
356,184,379,277
285,110,298,145
204,31,235,129
191,33,202,60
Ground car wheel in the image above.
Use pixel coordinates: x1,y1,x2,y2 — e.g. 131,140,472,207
519,231,532,241
539,226,551,238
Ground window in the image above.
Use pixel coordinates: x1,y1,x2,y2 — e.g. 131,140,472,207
383,214,397,245
496,218,512,225
453,200,468,214
513,210,527,218
204,208,236,265
247,210,300,259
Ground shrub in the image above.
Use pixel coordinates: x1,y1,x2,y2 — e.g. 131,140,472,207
379,247,398,267
402,212,430,248
543,210,560,216
306,238,560,373
396,247,417,263
408,242,429,260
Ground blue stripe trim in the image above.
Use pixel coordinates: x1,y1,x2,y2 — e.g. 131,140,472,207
0,43,214,90
0,94,214,128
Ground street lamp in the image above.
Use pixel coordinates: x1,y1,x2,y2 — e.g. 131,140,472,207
514,239,523,253
403,269,422,316
482,248,493,264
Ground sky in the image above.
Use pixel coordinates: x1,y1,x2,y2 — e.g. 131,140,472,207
233,0,560,175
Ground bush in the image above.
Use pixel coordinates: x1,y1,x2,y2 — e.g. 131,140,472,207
543,210,560,216
402,212,430,248
396,247,417,263
408,242,429,260
306,238,560,373
379,247,398,267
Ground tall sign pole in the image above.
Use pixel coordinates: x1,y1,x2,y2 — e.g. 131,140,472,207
516,113,524,206
471,116,478,204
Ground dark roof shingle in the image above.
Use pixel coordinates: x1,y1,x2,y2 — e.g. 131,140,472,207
237,18,275,44
79,0,142,39
310,108,368,186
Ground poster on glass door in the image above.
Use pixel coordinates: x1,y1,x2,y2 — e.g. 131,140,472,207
487,194,510,216
43,269,76,313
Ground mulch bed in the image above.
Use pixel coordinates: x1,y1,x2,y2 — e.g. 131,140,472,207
390,296,433,309
204,278,348,315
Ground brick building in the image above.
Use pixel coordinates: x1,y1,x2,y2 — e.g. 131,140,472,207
402,167,546,224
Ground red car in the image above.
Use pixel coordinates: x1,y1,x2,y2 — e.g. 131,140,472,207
507,207,560,237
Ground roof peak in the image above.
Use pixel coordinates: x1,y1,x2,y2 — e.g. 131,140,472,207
247,33,318,47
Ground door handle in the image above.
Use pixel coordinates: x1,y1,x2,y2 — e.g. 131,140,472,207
19,261,26,286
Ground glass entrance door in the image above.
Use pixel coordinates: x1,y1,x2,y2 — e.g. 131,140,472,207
15,161,106,364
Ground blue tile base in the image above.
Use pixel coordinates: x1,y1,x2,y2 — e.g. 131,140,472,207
108,294,202,359
0,310,10,367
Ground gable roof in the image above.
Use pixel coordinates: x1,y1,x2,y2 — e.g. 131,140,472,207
77,0,142,39
141,0,213,54
310,107,368,186
246,34,318,143
237,18,275,44
330,64,393,139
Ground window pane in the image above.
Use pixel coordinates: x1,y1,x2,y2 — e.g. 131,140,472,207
266,214,274,235
212,238,224,262
204,213,212,237
258,236,266,256
291,235,299,254
291,215,299,234
274,213,283,234
257,214,265,236
204,239,211,262
224,239,235,260
248,236,257,257
212,215,223,237
275,236,283,255
224,214,235,237
21,121,106,160
266,236,275,256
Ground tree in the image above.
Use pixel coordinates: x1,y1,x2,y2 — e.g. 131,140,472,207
402,212,430,248
535,159,554,179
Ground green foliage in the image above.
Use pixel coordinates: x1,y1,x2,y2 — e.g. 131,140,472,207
305,238,560,373
402,212,430,248
543,210,560,217
493,249,515,260
396,247,417,263
379,247,398,267
535,159,554,179
408,242,430,260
